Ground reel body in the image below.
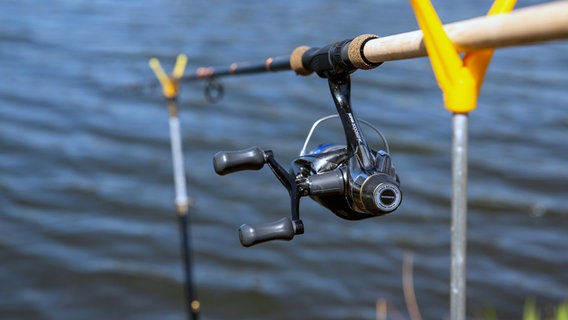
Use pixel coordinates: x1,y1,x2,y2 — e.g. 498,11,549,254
293,136,401,221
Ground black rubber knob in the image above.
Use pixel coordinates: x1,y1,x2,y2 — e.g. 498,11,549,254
361,174,402,214
213,146,266,175
239,217,295,247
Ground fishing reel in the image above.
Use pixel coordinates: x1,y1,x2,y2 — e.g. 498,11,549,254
213,71,402,247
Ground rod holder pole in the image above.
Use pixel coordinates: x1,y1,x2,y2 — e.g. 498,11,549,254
150,55,200,320
169,102,199,320
451,113,468,320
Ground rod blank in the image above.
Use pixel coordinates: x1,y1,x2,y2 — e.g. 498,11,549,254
363,1,568,63
182,55,291,82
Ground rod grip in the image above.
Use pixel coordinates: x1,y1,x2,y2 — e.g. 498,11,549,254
290,46,313,75
239,217,296,247
213,146,266,175
347,34,382,70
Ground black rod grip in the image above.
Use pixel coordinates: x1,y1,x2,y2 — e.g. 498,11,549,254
239,217,295,247
213,146,266,175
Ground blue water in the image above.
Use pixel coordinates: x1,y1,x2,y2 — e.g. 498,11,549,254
1,0,567,319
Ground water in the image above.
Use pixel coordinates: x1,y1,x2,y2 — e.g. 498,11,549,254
1,0,567,319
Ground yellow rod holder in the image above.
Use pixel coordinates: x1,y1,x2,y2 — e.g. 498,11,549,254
149,54,198,320
149,54,188,100
409,1,515,320
410,0,515,113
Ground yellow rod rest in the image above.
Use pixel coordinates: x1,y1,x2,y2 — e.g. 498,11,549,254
409,0,516,113
173,54,188,80
149,54,188,99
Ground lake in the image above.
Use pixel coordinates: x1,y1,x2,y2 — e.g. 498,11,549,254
1,0,567,319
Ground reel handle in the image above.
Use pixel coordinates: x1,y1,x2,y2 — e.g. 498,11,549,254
239,217,302,247
213,146,266,175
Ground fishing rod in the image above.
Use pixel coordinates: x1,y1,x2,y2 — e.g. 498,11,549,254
178,1,567,89
180,33,380,84
149,55,200,320
180,32,382,103
138,1,567,103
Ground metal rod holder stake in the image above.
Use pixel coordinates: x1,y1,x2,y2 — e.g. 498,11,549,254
451,113,468,320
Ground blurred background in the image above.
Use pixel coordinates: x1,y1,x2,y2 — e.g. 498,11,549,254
1,0,567,319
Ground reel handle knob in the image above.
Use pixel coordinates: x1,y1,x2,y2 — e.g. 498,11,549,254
239,217,301,247
213,146,266,175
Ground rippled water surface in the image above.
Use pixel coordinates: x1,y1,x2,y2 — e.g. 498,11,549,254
1,0,567,319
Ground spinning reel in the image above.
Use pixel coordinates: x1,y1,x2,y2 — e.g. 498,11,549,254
213,74,402,247
213,40,402,247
